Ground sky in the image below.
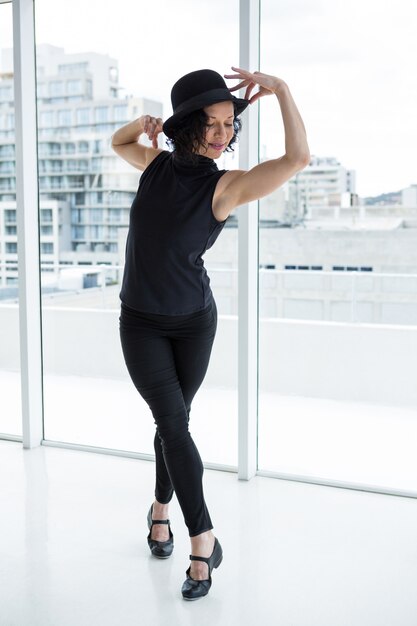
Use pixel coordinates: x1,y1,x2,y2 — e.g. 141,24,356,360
1,0,416,197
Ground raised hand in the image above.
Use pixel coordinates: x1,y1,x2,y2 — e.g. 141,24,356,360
142,115,164,148
224,67,286,104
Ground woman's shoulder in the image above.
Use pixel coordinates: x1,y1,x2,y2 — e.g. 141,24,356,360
141,149,172,176
144,148,171,169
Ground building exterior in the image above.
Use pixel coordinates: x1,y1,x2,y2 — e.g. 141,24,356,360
402,184,417,208
205,205,417,324
0,44,162,284
2,45,417,324
287,155,357,224
0,200,71,287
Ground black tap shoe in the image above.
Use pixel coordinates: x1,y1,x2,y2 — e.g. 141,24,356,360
181,537,223,600
147,504,174,559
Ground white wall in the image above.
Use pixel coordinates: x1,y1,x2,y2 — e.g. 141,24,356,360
1,305,417,407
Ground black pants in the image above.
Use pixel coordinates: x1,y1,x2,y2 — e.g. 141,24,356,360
119,298,217,537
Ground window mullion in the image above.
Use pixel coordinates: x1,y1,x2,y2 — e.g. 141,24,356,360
238,0,260,480
13,0,43,447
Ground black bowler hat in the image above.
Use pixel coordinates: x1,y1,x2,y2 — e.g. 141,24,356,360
163,69,250,139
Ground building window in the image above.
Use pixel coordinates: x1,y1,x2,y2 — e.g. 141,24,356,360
67,79,82,95
0,113,15,130
6,242,18,254
65,142,76,154
50,80,64,96
66,160,77,172
41,242,54,254
76,108,90,125
58,62,88,74
332,266,373,272
73,226,85,239
4,209,16,223
108,209,121,223
39,111,54,127
0,145,14,157
284,265,323,271
90,225,104,239
0,161,14,174
36,82,47,98
90,192,103,204
109,66,118,82
113,105,128,122
95,107,108,123
74,194,86,206
91,209,103,222
0,85,13,100
58,110,72,126
40,209,53,223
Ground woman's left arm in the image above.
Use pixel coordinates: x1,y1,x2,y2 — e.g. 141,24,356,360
216,68,310,216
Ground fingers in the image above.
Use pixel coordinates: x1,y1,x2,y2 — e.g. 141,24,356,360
225,67,259,100
228,78,251,93
248,90,265,105
227,75,257,101
225,66,256,79
143,115,163,144
230,65,253,75
244,82,256,101
225,66,282,103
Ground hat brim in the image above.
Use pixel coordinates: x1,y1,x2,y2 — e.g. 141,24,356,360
163,93,249,139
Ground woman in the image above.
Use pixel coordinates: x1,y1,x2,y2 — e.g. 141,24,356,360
112,67,310,600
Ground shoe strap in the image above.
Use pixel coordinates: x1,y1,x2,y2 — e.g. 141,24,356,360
189,554,210,564
151,519,170,525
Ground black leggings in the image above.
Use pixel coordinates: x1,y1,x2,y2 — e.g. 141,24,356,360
119,298,217,537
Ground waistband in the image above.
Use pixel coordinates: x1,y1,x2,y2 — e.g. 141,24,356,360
120,297,214,322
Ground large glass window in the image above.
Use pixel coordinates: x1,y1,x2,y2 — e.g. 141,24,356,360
0,2,22,439
258,0,417,491
35,0,240,466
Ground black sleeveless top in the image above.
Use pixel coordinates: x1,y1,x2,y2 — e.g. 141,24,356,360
120,150,229,315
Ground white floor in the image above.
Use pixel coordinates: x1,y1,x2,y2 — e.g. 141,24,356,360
1,440,417,626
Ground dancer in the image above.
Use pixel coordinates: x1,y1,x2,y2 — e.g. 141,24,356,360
112,67,310,600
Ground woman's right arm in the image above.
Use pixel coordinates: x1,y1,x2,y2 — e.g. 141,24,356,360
111,115,164,171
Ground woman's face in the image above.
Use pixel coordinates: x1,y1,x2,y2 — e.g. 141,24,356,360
199,101,235,159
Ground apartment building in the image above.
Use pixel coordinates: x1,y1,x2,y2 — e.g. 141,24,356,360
287,155,357,223
0,44,162,281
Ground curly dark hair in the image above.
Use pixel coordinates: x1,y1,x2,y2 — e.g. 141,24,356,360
166,106,242,163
